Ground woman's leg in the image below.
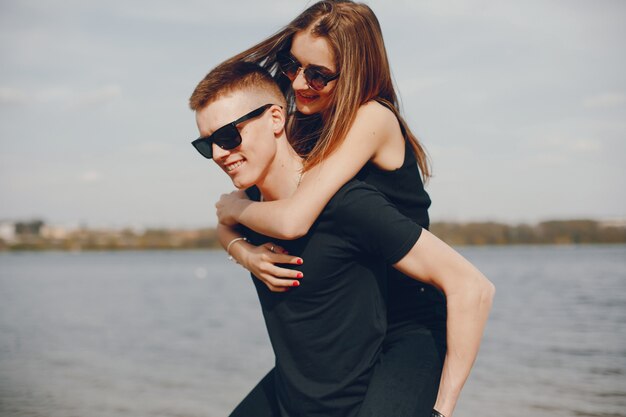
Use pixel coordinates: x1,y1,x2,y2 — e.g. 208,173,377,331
229,368,281,417
356,329,446,417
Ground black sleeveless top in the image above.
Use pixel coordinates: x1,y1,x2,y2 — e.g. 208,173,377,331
357,139,431,228
356,140,447,335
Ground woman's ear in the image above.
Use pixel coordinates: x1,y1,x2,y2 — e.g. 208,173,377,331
270,105,286,136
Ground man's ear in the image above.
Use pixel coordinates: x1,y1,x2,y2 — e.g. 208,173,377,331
270,105,286,136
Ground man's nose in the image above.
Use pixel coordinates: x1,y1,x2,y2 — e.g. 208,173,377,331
212,143,231,160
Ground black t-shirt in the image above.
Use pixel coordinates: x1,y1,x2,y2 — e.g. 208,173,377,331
357,139,446,334
243,180,422,417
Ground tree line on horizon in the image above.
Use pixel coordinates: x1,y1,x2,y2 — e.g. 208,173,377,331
1,219,624,251
430,219,626,246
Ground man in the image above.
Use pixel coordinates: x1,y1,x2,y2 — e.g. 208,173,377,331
189,61,494,417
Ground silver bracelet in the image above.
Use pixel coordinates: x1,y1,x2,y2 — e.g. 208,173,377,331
226,237,248,263
431,410,446,417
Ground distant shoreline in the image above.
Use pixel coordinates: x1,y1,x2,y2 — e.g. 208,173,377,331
2,243,626,255
1,219,624,252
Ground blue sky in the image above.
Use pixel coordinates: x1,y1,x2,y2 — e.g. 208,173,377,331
1,0,625,228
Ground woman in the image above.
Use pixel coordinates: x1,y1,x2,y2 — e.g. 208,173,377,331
217,2,473,416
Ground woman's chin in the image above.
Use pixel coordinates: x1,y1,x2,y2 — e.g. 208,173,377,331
295,102,321,115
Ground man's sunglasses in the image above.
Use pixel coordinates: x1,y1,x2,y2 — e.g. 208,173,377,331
191,103,277,159
276,50,339,91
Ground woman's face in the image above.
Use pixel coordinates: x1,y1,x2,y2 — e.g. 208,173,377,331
289,29,338,115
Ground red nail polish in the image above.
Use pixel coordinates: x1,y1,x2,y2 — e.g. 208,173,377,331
296,258,303,265
296,272,303,278
292,281,300,287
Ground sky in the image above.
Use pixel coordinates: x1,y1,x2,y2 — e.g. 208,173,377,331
1,0,625,229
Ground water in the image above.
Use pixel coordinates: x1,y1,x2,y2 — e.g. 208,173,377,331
0,246,624,417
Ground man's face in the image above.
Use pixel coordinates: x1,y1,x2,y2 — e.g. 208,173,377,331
195,92,278,189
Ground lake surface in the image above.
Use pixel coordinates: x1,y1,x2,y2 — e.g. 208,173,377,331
0,245,625,417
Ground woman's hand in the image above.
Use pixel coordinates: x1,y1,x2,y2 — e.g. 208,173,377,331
216,190,252,226
235,241,304,293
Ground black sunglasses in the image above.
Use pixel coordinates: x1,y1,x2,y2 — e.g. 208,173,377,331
191,104,277,159
276,50,339,91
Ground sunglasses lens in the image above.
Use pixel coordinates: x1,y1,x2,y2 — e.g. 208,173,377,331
277,53,299,78
192,126,241,159
192,140,213,159
213,126,242,150
304,69,326,91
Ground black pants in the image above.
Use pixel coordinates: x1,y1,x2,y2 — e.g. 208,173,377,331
229,328,446,417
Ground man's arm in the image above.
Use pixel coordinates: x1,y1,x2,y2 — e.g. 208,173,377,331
335,182,494,416
393,230,495,417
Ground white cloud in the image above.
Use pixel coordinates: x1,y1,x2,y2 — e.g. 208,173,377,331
76,84,122,106
126,142,172,155
390,0,492,18
531,153,568,166
397,76,446,96
113,0,303,25
80,170,103,183
0,84,122,107
37,87,74,102
583,92,626,109
572,139,601,152
0,87,27,104
525,132,602,154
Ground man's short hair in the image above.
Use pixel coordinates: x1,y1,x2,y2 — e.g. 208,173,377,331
189,61,286,111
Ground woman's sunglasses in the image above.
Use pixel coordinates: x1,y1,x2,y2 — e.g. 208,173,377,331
276,50,339,91
191,103,277,159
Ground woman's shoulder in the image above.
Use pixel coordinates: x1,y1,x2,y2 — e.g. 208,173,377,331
347,100,401,145
353,100,405,169
354,100,398,129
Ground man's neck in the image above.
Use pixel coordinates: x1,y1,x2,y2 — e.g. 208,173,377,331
256,140,303,202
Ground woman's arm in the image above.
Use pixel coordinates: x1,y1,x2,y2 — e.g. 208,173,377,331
216,101,400,239
216,223,304,292
393,230,495,417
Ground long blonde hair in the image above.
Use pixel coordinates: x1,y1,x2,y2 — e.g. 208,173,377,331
223,0,430,178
